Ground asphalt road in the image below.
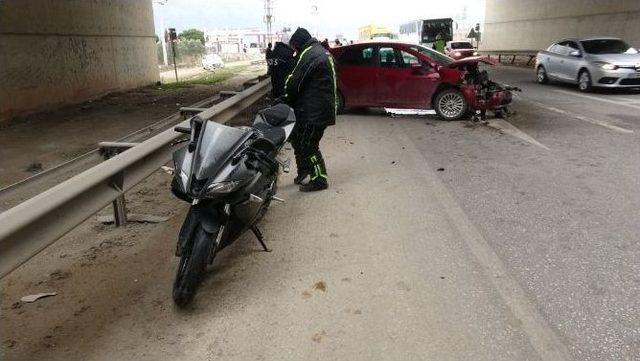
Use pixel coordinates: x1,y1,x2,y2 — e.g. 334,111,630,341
2,65,639,360
404,64,640,360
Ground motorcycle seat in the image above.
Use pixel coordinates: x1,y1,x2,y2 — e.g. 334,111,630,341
253,121,286,146
258,103,294,126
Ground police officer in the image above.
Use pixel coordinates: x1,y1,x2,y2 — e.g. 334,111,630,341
285,27,337,192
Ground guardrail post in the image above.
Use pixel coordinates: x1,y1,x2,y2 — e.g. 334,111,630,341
511,55,516,64
498,54,502,63
527,55,535,66
100,142,138,227
110,172,127,227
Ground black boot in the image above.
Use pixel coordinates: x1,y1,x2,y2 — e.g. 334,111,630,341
300,154,328,192
294,173,309,185
293,152,312,185
299,179,328,192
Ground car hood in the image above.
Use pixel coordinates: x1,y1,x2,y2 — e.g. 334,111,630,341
586,53,640,66
447,56,497,68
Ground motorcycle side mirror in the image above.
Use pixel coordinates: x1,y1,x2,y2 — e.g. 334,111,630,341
188,116,205,152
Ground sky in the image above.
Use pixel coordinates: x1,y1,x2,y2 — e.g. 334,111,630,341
152,0,486,41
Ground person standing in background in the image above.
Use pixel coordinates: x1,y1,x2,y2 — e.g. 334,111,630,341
268,42,295,98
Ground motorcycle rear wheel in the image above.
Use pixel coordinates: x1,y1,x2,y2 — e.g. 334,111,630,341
173,225,216,307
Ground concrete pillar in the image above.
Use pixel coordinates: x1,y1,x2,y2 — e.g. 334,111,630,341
0,0,159,122
480,0,640,51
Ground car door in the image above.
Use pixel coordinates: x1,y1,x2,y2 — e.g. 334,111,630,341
335,45,377,106
545,42,567,79
560,41,583,83
375,46,439,108
375,46,403,106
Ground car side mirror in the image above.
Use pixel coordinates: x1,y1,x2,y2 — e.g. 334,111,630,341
569,50,581,57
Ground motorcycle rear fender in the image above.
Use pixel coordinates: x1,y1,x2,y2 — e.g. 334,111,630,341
176,204,224,256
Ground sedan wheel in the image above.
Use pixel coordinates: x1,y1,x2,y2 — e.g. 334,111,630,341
434,89,468,121
537,66,548,84
578,71,592,92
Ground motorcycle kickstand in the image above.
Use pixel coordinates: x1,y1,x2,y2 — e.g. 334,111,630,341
251,225,272,252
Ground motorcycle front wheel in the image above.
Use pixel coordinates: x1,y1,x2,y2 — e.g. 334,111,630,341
172,225,216,307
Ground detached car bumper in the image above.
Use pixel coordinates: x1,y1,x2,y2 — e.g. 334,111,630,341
589,66,640,87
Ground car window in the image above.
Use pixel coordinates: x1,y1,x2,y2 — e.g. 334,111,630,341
379,47,398,68
550,42,568,55
409,45,454,65
339,46,375,66
580,39,638,54
566,41,580,51
399,50,420,67
450,42,473,49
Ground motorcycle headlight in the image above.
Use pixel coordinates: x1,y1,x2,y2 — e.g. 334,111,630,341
205,180,241,195
595,62,618,70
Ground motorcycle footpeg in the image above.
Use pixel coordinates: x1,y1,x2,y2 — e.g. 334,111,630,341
270,196,285,204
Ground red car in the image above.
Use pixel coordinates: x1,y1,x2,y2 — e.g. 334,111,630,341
445,41,478,60
329,41,514,120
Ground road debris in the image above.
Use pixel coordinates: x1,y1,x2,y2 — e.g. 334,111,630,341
20,292,57,303
25,162,43,173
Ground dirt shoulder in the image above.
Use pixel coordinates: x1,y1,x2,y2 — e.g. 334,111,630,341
0,64,266,188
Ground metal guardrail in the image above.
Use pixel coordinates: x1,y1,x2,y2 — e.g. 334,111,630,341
0,94,223,212
480,50,539,66
0,78,271,278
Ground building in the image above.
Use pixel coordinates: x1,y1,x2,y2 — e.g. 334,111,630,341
205,29,283,55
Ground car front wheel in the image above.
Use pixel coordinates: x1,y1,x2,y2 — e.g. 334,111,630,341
434,89,468,121
537,66,549,84
578,70,592,92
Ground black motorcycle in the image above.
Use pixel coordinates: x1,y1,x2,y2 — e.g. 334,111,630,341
170,104,295,306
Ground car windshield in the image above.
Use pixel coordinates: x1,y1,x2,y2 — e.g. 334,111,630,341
580,39,638,54
451,42,473,49
409,44,455,65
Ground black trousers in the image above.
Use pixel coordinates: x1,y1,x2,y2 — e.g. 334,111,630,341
289,123,327,182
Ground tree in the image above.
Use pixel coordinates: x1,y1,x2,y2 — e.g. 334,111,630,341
179,28,205,45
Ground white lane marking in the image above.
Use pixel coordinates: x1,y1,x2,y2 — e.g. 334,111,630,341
527,100,634,134
486,119,550,150
398,126,573,361
552,89,640,111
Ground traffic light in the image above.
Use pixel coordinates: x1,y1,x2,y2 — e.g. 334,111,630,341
168,28,177,42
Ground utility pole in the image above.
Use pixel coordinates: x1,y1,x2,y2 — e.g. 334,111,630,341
264,0,273,45
168,28,178,83
310,3,319,38
154,0,169,66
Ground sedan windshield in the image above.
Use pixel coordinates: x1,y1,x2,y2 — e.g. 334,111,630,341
580,39,638,54
450,42,474,49
410,45,455,65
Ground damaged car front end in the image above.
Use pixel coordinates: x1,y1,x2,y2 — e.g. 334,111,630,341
450,57,521,120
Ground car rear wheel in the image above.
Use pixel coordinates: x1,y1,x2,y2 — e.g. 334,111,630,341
578,70,592,92
537,66,549,84
434,89,468,121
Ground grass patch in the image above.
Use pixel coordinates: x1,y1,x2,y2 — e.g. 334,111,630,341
160,64,250,90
